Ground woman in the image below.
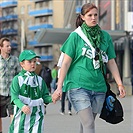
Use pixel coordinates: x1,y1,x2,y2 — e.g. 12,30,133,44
53,3,126,133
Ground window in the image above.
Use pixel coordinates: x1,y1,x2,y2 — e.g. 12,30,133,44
28,5,31,12
21,6,25,14
129,0,133,11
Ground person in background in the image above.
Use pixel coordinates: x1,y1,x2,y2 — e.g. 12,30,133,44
0,37,21,133
57,52,72,115
35,58,42,75
39,64,52,114
53,3,126,133
51,64,58,93
8,50,58,133
39,65,52,93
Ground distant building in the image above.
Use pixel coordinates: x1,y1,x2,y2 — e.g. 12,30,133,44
0,1,133,93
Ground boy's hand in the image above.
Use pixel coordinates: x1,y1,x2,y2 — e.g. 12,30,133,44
22,105,31,114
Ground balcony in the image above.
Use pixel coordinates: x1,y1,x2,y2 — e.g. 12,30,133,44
29,40,38,45
30,0,50,2
30,0,48,2
1,29,18,35
11,42,18,48
28,24,53,31
40,55,53,61
29,9,53,17
0,1,17,8
0,14,18,22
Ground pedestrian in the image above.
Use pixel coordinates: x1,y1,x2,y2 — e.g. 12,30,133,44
38,64,52,114
39,65,52,93
8,50,58,133
34,58,42,75
57,52,72,115
51,64,58,93
53,3,126,133
0,37,21,133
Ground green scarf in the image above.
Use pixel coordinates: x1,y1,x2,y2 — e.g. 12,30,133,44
19,69,42,99
81,22,101,48
81,22,104,70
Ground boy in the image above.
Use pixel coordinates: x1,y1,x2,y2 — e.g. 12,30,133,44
8,50,58,133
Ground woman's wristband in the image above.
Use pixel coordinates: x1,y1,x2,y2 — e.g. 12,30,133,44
118,84,125,88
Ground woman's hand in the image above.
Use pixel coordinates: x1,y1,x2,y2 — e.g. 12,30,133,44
52,89,62,103
118,85,126,98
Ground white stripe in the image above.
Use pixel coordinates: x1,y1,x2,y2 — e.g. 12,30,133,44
32,106,40,133
18,75,42,89
24,107,33,133
13,106,22,133
19,95,44,106
18,76,24,87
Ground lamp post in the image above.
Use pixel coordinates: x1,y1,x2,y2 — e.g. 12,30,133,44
20,19,25,52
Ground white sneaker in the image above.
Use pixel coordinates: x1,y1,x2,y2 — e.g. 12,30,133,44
60,112,65,115
68,111,72,115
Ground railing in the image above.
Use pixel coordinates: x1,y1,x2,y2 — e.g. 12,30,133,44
29,9,53,16
0,1,17,8
0,14,18,21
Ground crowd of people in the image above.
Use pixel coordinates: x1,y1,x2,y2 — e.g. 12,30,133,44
0,3,126,133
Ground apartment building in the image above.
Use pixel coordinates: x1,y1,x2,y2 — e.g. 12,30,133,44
0,0,133,94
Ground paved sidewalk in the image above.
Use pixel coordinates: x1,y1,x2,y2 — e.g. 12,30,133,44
2,96,133,133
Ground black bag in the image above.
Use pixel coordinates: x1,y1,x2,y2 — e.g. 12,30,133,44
99,82,124,124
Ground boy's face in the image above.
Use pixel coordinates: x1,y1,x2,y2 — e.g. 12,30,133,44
20,58,37,72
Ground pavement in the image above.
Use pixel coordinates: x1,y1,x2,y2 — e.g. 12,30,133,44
2,96,133,133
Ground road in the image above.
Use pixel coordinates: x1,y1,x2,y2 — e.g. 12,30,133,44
2,96,133,133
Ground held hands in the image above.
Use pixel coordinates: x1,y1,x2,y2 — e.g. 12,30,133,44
21,105,31,114
52,89,62,104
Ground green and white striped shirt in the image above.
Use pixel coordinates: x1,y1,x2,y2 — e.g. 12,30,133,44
9,70,52,133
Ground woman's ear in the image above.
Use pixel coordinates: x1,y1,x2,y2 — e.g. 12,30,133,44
80,14,84,21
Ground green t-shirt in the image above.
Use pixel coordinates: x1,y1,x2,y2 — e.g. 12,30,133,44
51,68,58,79
61,29,116,93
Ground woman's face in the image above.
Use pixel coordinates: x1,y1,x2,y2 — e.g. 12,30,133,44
81,8,98,27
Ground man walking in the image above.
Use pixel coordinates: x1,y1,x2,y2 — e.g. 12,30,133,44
0,37,21,133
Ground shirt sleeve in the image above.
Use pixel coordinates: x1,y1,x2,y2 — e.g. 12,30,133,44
10,76,25,109
107,37,116,60
60,32,77,59
102,31,116,60
41,80,52,104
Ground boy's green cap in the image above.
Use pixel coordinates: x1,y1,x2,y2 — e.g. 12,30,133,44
19,50,40,62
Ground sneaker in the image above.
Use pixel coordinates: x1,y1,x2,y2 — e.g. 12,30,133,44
68,111,72,115
60,112,65,115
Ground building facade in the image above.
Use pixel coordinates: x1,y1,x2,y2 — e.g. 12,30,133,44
0,0,133,94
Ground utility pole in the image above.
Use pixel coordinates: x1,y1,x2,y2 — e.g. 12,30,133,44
20,19,26,52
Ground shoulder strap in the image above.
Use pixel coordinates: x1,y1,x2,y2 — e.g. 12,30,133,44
74,27,95,51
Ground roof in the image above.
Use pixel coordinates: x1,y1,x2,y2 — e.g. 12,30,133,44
34,28,128,44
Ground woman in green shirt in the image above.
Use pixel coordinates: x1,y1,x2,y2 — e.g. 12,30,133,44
53,3,126,133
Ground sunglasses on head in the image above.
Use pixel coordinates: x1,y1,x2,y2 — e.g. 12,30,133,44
94,47,100,61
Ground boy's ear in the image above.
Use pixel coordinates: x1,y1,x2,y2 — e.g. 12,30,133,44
20,62,23,67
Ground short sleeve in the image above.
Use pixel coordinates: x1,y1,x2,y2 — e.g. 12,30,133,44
60,32,77,59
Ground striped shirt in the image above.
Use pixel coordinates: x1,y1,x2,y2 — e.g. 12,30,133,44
9,70,52,133
0,55,21,96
